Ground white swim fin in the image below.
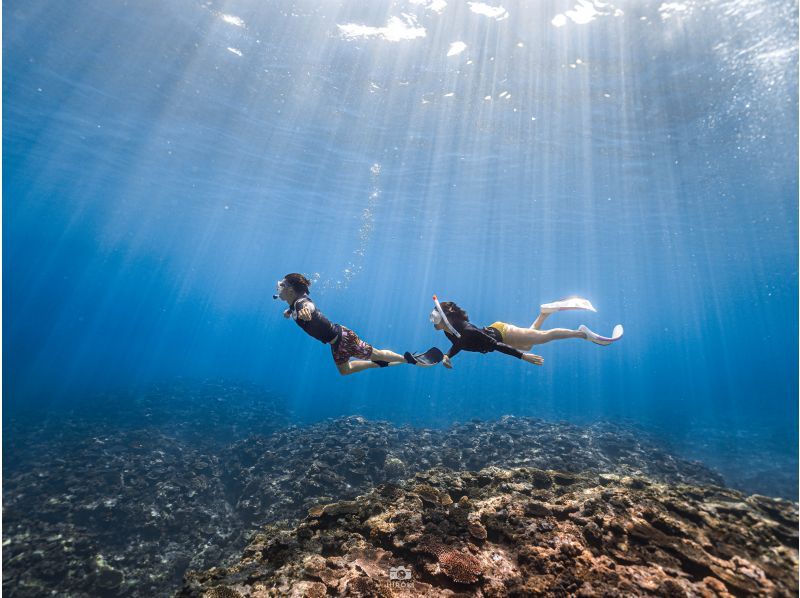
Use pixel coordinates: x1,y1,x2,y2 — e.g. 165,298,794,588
541,297,597,314
579,324,623,345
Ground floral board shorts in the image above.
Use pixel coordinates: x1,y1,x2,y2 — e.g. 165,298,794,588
331,326,374,365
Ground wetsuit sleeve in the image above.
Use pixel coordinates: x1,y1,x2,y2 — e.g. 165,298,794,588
493,341,524,359
444,331,462,358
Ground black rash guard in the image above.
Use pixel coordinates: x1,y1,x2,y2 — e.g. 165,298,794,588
444,322,524,359
290,295,340,344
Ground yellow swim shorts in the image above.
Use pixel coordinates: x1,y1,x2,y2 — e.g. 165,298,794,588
488,321,509,340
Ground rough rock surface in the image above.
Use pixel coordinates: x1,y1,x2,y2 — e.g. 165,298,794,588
0,392,782,598
223,415,725,526
3,382,290,598
179,467,799,597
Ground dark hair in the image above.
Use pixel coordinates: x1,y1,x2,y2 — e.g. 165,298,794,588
283,273,310,295
440,301,469,324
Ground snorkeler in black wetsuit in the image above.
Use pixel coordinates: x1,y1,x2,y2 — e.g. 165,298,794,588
286,293,340,344
443,321,525,359
432,301,545,369
274,273,407,376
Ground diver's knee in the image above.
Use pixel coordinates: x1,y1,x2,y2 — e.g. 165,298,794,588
337,364,351,376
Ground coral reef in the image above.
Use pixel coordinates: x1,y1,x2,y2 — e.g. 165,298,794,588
3,382,290,598
3,386,795,597
222,415,726,526
179,467,798,597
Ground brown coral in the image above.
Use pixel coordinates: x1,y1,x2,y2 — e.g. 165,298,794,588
180,467,798,598
420,542,482,584
345,576,395,597
203,587,242,598
413,484,443,505
467,521,488,541
438,550,482,584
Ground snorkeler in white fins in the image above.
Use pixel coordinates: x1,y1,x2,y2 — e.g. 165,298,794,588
430,295,623,369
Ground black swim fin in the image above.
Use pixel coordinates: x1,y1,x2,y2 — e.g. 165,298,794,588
404,347,444,367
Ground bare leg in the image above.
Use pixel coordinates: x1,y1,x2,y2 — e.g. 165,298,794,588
368,348,406,363
335,347,406,376
337,360,380,376
531,311,550,330
502,324,587,351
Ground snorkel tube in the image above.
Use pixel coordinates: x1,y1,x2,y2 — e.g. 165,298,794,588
432,295,461,338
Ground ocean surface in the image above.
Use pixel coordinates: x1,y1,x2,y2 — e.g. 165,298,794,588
4,0,798,595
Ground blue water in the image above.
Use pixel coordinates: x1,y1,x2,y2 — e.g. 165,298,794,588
5,1,798,489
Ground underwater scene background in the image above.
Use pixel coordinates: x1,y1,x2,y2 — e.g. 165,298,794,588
4,0,798,596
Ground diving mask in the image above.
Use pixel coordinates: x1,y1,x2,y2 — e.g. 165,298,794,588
273,279,287,300
431,295,461,338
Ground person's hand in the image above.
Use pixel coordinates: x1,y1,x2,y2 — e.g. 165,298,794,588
283,309,291,319
523,353,544,366
298,306,313,321
442,355,453,369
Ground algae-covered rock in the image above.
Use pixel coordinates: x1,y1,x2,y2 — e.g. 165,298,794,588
177,467,798,597
6,399,795,597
